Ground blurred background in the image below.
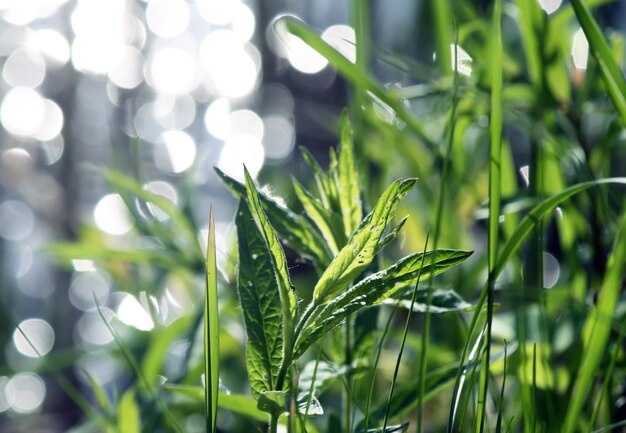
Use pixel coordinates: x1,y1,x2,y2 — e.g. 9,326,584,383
1,0,626,432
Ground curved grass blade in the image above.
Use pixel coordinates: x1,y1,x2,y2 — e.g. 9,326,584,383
102,169,201,257
563,203,626,433
570,0,626,124
448,178,626,432
295,249,472,358
215,167,332,267
236,200,284,398
282,18,435,149
205,207,219,433
93,297,184,433
312,178,417,305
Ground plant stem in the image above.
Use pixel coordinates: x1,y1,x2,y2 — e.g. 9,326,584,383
345,316,353,433
269,412,279,433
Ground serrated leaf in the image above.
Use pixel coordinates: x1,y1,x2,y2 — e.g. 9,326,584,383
215,167,332,267
257,390,290,415
312,178,417,305
236,200,284,398
117,390,141,433
296,249,472,357
243,167,296,357
338,111,362,237
293,178,341,255
297,393,324,416
382,289,472,313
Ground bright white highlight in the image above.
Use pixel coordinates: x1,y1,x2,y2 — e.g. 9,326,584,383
146,0,190,38
154,130,197,174
13,318,55,358
322,25,356,63
572,28,589,70
117,294,155,331
93,194,134,235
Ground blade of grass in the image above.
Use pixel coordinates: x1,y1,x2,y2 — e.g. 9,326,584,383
563,202,626,433
16,325,111,429
589,315,626,429
570,0,626,124
382,233,429,432
477,1,503,431
433,0,453,74
205,207,219,433
282,18,435,149
449,178,626,432
417,36,460,433
93,296,184,433
495,341,508,433
363,300,402,431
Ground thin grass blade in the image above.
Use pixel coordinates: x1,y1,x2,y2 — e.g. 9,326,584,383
205,207,219,433
570,0,626,124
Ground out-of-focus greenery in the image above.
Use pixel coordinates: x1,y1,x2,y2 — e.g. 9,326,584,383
31,0,626,432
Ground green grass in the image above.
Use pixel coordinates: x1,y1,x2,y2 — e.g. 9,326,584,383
33,1,626,432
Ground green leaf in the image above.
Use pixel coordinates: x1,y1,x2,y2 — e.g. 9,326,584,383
570,0,626,124
293,178,340,255
82,370,111,414
257,390,290,415
298,360,364,395
338,111,363,237
215,167,332,267
44,243,182,269
243,168,297,337
381,289,472,313
358,423,409,433
117,390,141,433
236,200,284,398
102,169,201,257
165,386,269,423
563,202,626,433
295,249,472,358
204,207,219,433
374,216,408,254
141,315,193,388
300,146,335,209
312,178,417,305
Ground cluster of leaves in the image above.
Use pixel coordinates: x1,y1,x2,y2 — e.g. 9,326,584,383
218,113,472,430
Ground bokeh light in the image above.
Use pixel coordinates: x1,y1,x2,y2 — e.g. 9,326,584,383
117,293,155,331
93,194,134,236
13,318,55,358
154,130,197,174
5,372,46,414
146,0,190,38
572,28,589,70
